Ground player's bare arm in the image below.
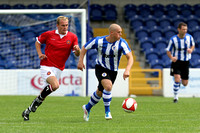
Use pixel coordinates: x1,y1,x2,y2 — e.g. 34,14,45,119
35,41,47,60
77,46,87,71
123,52,133,80
187,45,195,54
167,51,177,62
73,45,81,56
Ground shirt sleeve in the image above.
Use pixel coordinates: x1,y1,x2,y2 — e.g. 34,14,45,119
84,37,97,50
166,39,174,52
37,31,48,44
121,40,131,55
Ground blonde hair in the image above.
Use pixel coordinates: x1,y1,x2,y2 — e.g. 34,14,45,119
56,16,68,25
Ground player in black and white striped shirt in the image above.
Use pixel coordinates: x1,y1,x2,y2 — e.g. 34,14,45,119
166,22,195,103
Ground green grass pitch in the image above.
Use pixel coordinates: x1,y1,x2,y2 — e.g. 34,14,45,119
0,96,199,133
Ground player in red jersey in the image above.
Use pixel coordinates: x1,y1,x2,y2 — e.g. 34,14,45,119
22,16,80,121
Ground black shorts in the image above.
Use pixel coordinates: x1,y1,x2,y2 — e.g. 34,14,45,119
95,65,118,92
170,60,189,80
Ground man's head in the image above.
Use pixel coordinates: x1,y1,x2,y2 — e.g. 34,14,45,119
178,22,187,37
109,24,122,41
56,16,69,35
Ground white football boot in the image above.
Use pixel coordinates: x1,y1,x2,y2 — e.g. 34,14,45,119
105,112,112,120
82,105,90,121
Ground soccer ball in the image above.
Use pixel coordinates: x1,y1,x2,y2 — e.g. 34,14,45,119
122,98,137,113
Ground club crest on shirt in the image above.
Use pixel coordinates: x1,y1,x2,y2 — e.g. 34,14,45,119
47,71,51,75
102,72,107,77
112,46,116,51
66,40,71,44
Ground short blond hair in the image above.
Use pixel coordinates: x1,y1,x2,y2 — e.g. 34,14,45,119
56,16,68,25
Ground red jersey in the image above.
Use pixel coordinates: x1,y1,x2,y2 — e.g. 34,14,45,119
37,30,78,70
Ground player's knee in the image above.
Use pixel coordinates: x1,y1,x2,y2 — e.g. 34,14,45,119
182,80,188,86
104,85,112,91
182,82,188,86
52,83,59,91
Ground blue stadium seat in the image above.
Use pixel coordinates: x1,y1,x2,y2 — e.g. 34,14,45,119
0,22,5,29
172,15,185,28
10,29,22,38
87,50,97,68
141,43,154,52
20,26,35,34
163,26,177,40
88,59,96,68
138,4,151,17
192,53,200,59
31,57,40,69
154,37,167,51
155,42,167,52
12,4,26,9
190,58,200,68
179,4,193,17
23,31,36,40
0,4,11,9
149,59,164,68
193,4,200,17
149,26,162,40
158,48,167,57
0,56,5,68
14,43,27,57
103,4,117,21
41,4,54,9
163,59,171,68
144,15,157,28
195,38,200,48
27,4,40,9
152,4,165,18
4,55,17,69
87,24,93,41
192,27,200,40
187,15,199,29
29,48,38,57
145,48,159,62
141,42,154,52
87,49,98,60
89,4,103,21
161,54,169,60
55,4,68,9
135,26,149,40
27,37,36,47
130,15,143,31
139,37,153,51
34,25,49,36
15,55,31,68
192,48,200,55
0,46,14,58
165,4,179,18
159,15,171,28
124,4,137,21
69,4,80,9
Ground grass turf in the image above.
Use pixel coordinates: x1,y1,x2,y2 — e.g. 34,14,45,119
0,96,199,133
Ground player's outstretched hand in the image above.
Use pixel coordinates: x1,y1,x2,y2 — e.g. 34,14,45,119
187,48,193,54
39,54,47,60
73,45,80,51
77,62,85,71
123,70,130,80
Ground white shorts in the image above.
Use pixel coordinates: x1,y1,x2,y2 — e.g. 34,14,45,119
40,66,62,88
